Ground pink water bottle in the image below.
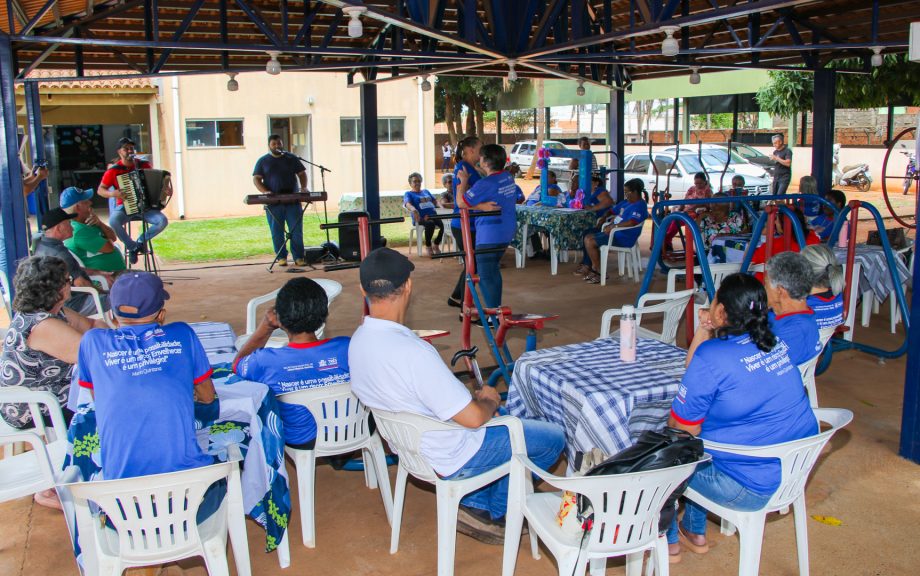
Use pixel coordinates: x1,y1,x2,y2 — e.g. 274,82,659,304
620,305,637,363
837,220,849,248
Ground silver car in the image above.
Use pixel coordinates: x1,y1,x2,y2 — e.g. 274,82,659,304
623,152,772,199
663,145,773,183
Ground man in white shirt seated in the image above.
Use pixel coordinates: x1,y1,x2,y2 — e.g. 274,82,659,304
349,247,565,544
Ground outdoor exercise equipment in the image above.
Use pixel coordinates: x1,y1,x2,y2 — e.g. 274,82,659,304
537,146,592,205
881,126,918,229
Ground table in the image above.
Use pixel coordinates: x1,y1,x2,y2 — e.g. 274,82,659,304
512,205,599,253
506,337,687,469
834,244,911,302
338,188,448,219
708,234,754,264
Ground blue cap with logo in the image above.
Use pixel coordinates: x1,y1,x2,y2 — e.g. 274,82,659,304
59,186,94,209
110,272,171,319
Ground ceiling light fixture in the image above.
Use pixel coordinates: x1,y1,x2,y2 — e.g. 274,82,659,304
689,66,701,85
420,76,432,91
265,51,281,75
871,46,883,67
343,6,368,38
507,60,518,82
661,26,680,57
226,72,239,91
576,79,585,96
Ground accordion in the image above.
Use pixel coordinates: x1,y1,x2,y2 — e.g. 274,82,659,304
116,169,170,216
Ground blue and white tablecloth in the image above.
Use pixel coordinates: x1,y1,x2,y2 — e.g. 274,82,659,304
507,337,686,469
834,244,911,302
512,205,600,252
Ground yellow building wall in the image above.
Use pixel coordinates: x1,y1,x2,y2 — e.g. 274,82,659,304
158,71,435,220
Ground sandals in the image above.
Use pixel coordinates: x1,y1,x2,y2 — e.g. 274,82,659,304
573,264,590,276
678,525,710,554
584,271,602,284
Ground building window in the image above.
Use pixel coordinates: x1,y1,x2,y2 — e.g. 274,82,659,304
186,119,243,148
339,117,406,144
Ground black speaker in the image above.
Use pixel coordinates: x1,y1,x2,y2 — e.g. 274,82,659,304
337,211,387,262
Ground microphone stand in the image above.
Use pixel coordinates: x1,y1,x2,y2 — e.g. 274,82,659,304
285,151,336,264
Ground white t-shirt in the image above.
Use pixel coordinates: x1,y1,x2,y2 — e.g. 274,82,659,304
349,316,485,476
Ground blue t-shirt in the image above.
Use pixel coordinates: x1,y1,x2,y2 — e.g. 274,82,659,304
768,309,822,365
584,186,608,211
515,186,525,204
252,152,304,194
77,322,215,480
671,334,818,495
403,189,438,221
607,199,648,246
234,337,350,446
807,291,844,330
464,171,519,246
452,160,481,229
810,214,839,244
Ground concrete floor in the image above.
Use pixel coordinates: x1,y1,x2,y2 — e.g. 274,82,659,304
2,240,919,576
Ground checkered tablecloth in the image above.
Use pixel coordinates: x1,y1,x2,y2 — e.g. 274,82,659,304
191,321,239,364
834,244,911,302
507,337,686,469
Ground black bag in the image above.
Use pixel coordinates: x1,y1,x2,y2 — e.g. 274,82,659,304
578,428,704,533
867,228,908,251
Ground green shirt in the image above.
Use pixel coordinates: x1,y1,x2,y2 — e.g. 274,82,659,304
64,221,126,272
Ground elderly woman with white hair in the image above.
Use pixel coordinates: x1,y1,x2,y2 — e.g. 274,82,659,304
801,244,845,329
763,251,822,365
403,172,444,257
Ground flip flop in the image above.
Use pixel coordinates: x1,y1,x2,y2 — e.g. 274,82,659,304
678,526,710,554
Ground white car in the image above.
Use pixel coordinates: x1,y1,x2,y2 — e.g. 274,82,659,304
623,152,772,199
663,145,773,182
509,140,570,171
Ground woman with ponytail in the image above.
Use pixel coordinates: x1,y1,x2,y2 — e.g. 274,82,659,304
666,273,818,563
801,244,845,330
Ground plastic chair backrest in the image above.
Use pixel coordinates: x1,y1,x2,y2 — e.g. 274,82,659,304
0,268,11,320
605,222,644,249
370,408,463,484
636,289,695,344
667,262,741,293
534,457,704,555
702,408,852,511
244,278,343,334
0,387,66,440
64,461,231,563
278,384,373,454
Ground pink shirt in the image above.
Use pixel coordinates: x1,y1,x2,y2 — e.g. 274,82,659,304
682,184,712,214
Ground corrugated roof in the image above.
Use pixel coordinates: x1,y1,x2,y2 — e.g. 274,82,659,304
17,69,156,90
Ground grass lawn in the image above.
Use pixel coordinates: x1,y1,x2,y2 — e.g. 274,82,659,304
154,213,412,262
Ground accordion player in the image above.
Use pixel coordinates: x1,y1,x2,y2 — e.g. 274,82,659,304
115,169,172,216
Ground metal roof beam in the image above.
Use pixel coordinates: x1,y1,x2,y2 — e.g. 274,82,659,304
152,0,206,73
233,0,283,47
20,0,58,36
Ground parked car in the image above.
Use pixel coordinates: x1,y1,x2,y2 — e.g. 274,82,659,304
509,140,570,171
726,143,777,178
663,145,773,182
622,152,772,199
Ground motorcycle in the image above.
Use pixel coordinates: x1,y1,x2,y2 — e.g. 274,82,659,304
832,143,873,192
902,151,918,195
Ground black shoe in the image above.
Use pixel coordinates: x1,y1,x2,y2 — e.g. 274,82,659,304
457,506,505,545
128,249,139,265
447,297,462,308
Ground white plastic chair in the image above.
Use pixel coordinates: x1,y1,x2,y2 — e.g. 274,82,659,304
599,289,695,346
371,409,526,576
0,388,68,500
234,278,343,350
68,250,111,291
407,213,426,257
798,326,836,408
685,407,853,576
61,445,252,576
70,286,114,327
599,223,644,285
503,455,709,576
841,262,861,343
889,245,914,332
0,268,12,321
278,384,393,548
666,262,741,294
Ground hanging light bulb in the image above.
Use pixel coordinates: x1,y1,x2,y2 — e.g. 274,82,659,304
343,6,367,38
420,76,432,91
576,80,585,97
689,66,701,85
226,72,239,92
871,47,883,67
507,60,517,82
265,51,281,75
661,26,680,57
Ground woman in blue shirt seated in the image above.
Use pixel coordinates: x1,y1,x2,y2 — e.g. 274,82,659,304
403,172,444,257
524,170,564,206
580,174,614,215
810,188,846,243
765,251,823,366
801,244,845,330
667,273,818,562
577,178,648,284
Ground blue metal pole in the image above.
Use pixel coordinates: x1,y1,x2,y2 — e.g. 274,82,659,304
23,81,49,227
900,176,920,463
608,89,625,202
811,68,836,194
359,83,381,247
0,33,30,288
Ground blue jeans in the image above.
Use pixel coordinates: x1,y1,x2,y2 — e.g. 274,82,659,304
445,419,565,520
667,461,772,544
265,204,304,260
109,206,168,251
475,243,508,309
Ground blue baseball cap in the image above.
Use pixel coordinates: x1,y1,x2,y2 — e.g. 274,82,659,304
110,272,171,319
59,186,94,209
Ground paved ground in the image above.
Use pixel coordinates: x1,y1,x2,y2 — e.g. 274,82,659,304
2,238,919,576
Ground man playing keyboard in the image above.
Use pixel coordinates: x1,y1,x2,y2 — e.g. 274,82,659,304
252,135,309,267
97,137,170,265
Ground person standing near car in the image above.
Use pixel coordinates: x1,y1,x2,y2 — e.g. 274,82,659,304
770,134,792,195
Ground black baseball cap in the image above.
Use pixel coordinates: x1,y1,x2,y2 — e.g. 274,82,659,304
360,247,415,296
41,207,76,231
116,137,136,149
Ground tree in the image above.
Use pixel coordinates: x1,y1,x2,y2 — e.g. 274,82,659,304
501,109,534,134
434,76,516,145
755,70,814,118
